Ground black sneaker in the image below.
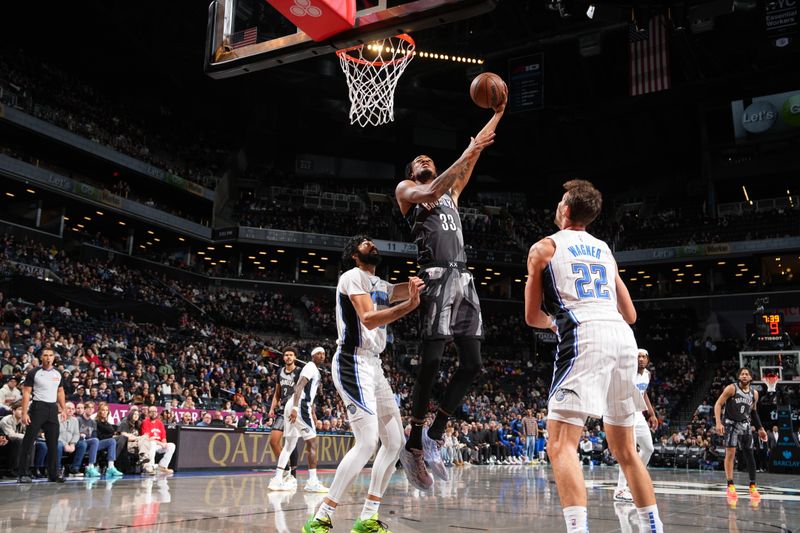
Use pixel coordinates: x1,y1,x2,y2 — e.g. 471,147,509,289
50,477,66,483
18,475,33,483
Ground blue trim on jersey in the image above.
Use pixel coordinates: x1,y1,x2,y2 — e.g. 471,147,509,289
544,264,580,325
370,290,390,307
334,350,375,415
549,320,579,400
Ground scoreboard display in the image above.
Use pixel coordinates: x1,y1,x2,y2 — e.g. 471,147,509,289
755,312,785,338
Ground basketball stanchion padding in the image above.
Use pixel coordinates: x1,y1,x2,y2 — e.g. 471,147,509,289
264,0,355,41
337,34,416,127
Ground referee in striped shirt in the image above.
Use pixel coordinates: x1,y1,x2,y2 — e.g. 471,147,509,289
18,347,66,483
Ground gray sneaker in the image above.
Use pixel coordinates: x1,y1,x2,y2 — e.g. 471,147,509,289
399,447,433,490
422,428,449,481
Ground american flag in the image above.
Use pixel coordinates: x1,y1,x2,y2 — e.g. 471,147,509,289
629,15,671,96
231,27,258,49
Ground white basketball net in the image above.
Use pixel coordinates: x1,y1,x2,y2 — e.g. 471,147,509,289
336,34,415,127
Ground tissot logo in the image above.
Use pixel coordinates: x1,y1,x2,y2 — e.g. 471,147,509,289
289,0,322,17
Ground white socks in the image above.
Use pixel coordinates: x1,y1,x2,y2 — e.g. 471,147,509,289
361,499,381,520
108,461,115,468
314,502,336,522
309,468,318,483
637,505,663,533
563,506,588,533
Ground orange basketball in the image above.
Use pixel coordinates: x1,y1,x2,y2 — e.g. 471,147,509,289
470,72,507,109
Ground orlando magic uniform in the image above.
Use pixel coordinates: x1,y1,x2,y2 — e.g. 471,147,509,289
405,192,482,339
541,229,645,425
272,365,301,432
617,366,655,493
723,384,755,449
332,267,400,421
284,361,321,440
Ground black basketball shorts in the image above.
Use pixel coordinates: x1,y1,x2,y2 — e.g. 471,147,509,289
418,265,483,341
723,419,753,450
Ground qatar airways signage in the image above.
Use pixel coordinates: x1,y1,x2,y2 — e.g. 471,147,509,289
731,90,800,140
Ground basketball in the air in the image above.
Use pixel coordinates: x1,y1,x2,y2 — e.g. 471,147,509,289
470,72,507,109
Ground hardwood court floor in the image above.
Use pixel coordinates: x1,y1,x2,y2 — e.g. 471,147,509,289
0,464,796,532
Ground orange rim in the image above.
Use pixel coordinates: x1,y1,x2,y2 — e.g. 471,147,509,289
336,33,415,67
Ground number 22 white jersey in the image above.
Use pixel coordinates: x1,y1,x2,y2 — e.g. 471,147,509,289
541,229,624,324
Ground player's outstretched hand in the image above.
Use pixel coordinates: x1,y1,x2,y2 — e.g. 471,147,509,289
407,276,425,308
492,83,508,113
468,131,496,156
758,428,768,442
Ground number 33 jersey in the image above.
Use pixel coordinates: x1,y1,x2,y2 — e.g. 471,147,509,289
405,192,467,265
542,229,624,324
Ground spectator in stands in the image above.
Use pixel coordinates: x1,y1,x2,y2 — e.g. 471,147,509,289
0,401,25,475
141,406,175,474
93,403,124,477
237,407,257,429
196,413,213,427
180,412,193,426
0,377,21,410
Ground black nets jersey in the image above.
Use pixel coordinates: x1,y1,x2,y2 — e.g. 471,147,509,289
404,192,467,264
275,366,301,415
724,384,754,422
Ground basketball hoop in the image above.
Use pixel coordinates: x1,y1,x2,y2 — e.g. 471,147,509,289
336,34,415,127
764,374,780,393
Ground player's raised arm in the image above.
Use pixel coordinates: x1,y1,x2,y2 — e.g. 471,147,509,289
525,239,556,329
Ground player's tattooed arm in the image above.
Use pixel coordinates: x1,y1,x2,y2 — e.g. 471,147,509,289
450,108,505,203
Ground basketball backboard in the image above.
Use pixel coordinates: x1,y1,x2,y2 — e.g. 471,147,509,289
205,0,497,78
740,350,800,385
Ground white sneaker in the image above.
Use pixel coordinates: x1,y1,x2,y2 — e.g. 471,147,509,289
285,474,298,488
613,488,634,502
268,476,295,491
304,480,329,493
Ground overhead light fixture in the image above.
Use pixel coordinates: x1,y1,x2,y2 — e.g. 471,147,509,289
224,244,233,248
83,216,91,221
5,192,14,197
178,237,185,242
26,189,35,194
147,230,154,235
118,221,126,226
96,211,104,216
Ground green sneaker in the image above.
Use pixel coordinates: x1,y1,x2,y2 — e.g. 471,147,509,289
85,466,101,478
350,514,391,533
106,466,124,477
302,516,333,533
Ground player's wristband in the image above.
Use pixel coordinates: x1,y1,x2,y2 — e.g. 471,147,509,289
291,406,299,413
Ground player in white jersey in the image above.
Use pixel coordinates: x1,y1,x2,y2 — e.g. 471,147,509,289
304,235,424,533
525,180,663,533
269,346,327,492
614,348,658,502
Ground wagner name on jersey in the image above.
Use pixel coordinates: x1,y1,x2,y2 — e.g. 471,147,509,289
336,267,395,356
541,229,624,325
404,192,467,264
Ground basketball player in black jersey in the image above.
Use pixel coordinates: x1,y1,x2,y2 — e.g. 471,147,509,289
713,368,768,503
268,347,302,485
394,95,505,489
